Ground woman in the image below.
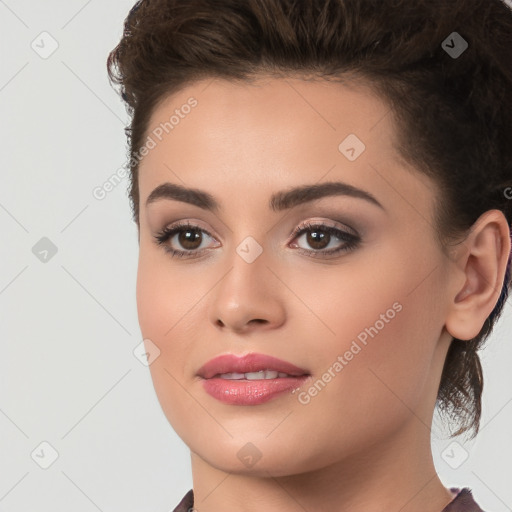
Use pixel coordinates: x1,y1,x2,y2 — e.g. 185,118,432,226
107,0,512,510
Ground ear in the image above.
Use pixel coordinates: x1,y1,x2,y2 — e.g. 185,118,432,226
445,209,511,341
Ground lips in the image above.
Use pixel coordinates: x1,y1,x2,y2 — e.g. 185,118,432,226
197,352,309,379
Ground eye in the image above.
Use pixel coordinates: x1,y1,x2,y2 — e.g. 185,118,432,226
289,221,360,258
153,221,219,259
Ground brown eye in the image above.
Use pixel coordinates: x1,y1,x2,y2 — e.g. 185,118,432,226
302,229,331,250
176,228,203,250
290,222,360,258
154,221,219,259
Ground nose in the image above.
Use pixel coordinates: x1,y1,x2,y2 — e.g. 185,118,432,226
207,247,286,334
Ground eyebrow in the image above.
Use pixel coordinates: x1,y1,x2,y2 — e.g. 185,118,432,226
145,180,385,212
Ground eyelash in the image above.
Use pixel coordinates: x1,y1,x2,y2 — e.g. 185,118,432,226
153,220,361,260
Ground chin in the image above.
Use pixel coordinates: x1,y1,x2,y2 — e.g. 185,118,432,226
191,435,321,477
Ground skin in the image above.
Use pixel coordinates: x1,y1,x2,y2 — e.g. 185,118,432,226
135,76,510,512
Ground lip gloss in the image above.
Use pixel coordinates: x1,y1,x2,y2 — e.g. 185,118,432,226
201,375,311,405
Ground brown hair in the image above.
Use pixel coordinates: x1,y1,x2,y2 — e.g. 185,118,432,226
107,0,512,440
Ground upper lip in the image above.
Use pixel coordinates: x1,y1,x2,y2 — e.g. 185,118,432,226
197,352,310,379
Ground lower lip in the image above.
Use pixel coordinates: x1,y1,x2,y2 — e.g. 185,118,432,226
201,376,311,405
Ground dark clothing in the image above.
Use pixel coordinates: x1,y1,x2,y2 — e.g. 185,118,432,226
172,486,486,512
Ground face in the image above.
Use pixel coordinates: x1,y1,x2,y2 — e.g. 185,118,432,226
136,77,456,476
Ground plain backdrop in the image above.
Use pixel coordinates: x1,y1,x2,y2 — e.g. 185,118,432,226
1,1,511,511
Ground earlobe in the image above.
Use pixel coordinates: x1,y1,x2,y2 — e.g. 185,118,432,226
445,210,511,341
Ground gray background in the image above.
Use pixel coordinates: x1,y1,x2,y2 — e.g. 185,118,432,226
1,1,511,511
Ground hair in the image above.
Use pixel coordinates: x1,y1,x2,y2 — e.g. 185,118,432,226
107,0,512,440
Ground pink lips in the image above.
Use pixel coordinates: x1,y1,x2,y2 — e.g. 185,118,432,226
196,352,309,379
197,352,311,406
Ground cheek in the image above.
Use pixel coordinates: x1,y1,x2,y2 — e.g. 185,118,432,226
135,251,198,432
307,258,443,425
136,255,170,343
135,249,194,394
286,242,437,365
295,241,443,395
136,246,201,344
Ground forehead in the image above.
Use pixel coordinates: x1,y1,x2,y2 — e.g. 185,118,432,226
138,76,437,224
143,76,395,158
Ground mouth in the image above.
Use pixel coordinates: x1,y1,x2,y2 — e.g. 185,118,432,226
197,352,310,380
196,352,311,405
